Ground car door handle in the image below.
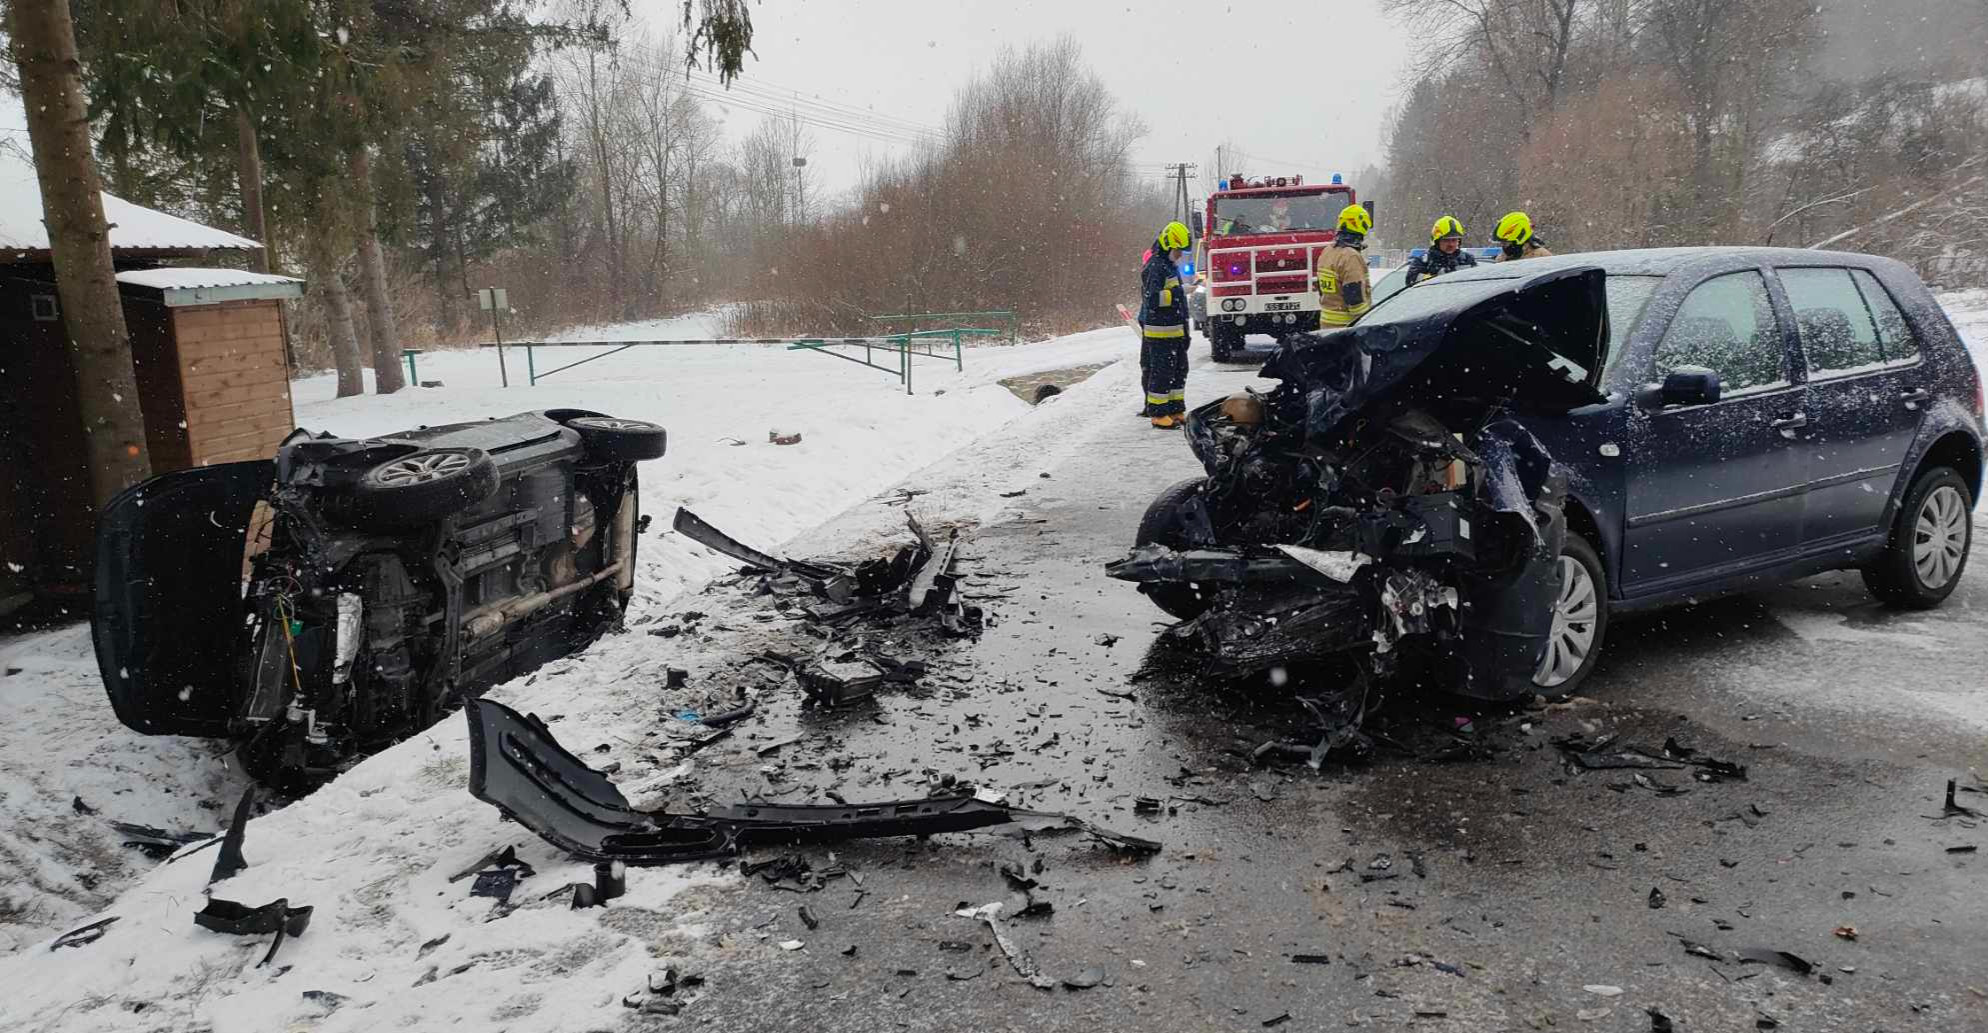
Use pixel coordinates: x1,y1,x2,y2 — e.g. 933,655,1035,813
1898,389,1931,406
1769,412,1808,430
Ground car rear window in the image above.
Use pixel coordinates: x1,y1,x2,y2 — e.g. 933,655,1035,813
1780,267,1886,378
1850,268,1921,365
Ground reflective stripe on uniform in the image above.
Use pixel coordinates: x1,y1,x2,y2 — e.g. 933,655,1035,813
1143,324,1186,338
1167,390,1184,402
1321,310,1356,326
1146,393,1171,405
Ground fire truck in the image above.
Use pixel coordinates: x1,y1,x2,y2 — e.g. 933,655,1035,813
1192,173,1362,361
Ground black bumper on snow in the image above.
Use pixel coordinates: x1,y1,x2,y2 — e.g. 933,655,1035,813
463,698,1160,864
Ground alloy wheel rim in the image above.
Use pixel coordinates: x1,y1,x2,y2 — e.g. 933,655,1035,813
1911,484,1968,590
1535,554,1599,688
376,452,471,486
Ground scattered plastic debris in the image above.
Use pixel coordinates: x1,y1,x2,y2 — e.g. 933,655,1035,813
208,786,256,884
194,898,312,967
48,917,117,951
1583,985,1624,997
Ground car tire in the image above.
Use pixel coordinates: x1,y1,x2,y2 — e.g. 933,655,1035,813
346,448,499,529
565,416,668,462
1863,466,1972,609
1209,322,1241,363
1134,477,1216,621
1533,530,1608,696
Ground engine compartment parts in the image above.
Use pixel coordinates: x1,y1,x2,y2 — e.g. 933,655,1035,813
1110,271,1609,700
91,410,666,785
463,697,1160,864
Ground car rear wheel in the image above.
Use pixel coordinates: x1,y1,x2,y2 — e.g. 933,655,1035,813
1863,466,1971,609
346,448,499,529
565,416,668,462
1134,477,1217,621
1534,530,1607,695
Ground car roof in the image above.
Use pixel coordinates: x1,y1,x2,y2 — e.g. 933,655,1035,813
1427,246,1905,283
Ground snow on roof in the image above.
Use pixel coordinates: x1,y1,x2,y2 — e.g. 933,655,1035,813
116,267,300,291
0,145,261,254
116,267,304,306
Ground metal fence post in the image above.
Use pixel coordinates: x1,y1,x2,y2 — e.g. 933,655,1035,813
902,335,912,395
952,329,962,371
403,349,418,385
525,343,537,386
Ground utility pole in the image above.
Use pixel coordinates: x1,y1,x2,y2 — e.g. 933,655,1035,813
1164,162,1198,226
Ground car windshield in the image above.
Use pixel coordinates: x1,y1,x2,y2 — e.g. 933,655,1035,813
1360,270,1663,376
1211,193,1339,234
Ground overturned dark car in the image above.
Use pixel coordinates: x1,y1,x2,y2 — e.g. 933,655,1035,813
1111,267,1598,700
93,409,667,781
1113,249,1983,699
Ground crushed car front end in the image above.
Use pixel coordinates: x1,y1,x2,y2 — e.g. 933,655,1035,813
1108,267,1611,700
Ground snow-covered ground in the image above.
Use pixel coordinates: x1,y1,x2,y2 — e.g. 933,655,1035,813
0,324,1139,967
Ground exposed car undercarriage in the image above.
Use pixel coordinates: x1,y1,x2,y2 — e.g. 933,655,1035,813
1110,268,1611,701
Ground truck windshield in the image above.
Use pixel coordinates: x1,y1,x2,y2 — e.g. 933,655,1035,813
1211,194,1339,234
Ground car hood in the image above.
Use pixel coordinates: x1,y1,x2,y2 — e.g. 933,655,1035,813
1258,266,1610,441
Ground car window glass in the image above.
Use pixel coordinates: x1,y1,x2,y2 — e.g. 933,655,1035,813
1850,268,1920,364
1779,267,1883,377
1652,271,1787,395
1599,275,1663,383
1369,267,1410,309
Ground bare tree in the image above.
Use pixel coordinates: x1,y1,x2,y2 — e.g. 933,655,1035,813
1383,0,1591,132
8,0,151,503
350,147,407,393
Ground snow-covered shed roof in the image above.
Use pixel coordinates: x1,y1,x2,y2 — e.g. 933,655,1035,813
0,144,262,256
115,267,303,307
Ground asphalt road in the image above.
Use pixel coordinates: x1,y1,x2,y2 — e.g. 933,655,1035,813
641,351,1988,1033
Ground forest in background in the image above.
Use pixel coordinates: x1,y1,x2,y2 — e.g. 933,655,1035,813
1374,0,1988,281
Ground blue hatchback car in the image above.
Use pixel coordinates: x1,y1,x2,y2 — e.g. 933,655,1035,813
1115,247,1982,696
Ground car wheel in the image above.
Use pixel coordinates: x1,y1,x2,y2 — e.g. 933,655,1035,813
1533,530,1608,695
1134,477,1216,621
1209,322,1241,363
346,448,499,529
1863,466,1972,609
565,416,668,462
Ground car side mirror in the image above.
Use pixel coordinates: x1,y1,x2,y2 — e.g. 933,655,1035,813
1637,368,1722,409
1189,211,1204,239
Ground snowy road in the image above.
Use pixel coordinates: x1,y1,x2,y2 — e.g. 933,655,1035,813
1,304,1984,1031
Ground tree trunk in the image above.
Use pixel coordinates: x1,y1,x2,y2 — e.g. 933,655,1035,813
308,222,366,398
349,148,407,394
9,0,151,504
236,107,269,273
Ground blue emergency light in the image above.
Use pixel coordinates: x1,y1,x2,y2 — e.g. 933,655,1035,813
1217,179,1229,190
1179,261,1195,276
1331,173,1342,185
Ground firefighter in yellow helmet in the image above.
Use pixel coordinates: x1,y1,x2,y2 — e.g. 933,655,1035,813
1316,204,1373,328
1404,216,1476,286
1139,221,1193,428
1492,211,1555,262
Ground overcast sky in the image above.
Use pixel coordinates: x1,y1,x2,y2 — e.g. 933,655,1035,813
641,0,1417,201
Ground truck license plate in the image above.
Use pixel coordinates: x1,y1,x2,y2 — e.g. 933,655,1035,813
1264,301,1300,312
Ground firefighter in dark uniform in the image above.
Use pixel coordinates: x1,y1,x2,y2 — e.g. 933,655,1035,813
1492,211,1555,261
1317,204,1373,328
1139,221,1192,428
1404,215,1476,285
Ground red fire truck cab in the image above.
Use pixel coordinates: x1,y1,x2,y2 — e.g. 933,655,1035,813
1195,174,1357,360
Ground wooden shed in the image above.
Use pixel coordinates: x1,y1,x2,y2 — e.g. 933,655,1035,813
0,146,302,618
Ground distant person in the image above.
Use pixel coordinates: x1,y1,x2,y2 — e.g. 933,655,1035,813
1139,221,1193,428
1405,216,1476,285
1317,204,1373,328
1493,211,1555,261
1263,197,1293,232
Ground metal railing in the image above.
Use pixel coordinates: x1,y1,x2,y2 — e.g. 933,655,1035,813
867,310,1020,344
495,327,1003,394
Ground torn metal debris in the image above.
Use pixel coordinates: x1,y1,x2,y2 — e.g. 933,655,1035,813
464,698,1159,864
49,916,118,951
194,897,313,966
674,506,983,638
